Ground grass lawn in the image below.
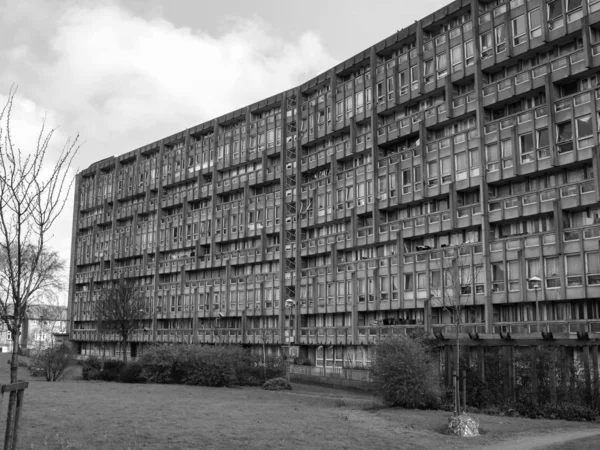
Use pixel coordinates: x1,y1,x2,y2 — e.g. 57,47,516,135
0,354,598,449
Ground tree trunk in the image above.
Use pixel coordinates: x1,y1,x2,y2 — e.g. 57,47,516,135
455,323,461,416
5,329,20,446
122,338,128,365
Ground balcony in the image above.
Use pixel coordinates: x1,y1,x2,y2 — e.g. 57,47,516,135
482,67,547,108
493,320,600,337
488,180,596,223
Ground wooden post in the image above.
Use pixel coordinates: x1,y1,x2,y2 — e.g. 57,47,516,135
530,346,538,405
2,382,28,450
11,389,24,450
462,369,467,412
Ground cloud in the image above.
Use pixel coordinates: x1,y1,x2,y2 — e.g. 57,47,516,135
31,2,334,159
0,1,336,277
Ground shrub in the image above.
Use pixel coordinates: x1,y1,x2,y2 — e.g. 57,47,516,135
371,333,442,409
138,344,286,387
29,343,74,381
82,356,102,380
86,368,101,380
120,362,144,383
515,402,599,422
139,344,186,384
262,377,292,391
99,360,126,382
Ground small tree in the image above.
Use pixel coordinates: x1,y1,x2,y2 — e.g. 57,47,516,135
257,323,272,380
371,333,441,409
0,86,79,443
30,342,73,381
95,279,147,364
430,252,482,415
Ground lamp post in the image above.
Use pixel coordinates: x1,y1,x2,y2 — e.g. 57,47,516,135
528,276,542,332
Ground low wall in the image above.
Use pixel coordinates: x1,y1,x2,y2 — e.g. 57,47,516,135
289,365,373,391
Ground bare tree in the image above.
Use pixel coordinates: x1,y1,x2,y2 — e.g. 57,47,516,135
0,86,78,443
95,279,147,364
429,250,482,416
257,323,273,379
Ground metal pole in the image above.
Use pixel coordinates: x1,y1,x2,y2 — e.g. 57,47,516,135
535,288,540,332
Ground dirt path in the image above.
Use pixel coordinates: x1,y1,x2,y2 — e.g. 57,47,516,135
482,428,600,450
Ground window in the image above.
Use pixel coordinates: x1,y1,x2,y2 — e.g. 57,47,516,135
455,151,467,181
567,0,584,22
556,121,574,153
486,143,499,172
566,254,583,286
402,169,412,194
469,148,480,177
576,115,593,149
410,65,419,90
436,53,447,78
398,70,408,95
507,261,520,292
355,91,364,115
519,133,534,163
386,76,395,101
527,259,541,287
535,128,550,159
417,272,427,290
376,82,384,105
404,273,413,290
464,40,474,66
480,31,493,58
441,157,451,183
413,165,422,191
451,45,463,73
528,8,542,38
427,160,438,186
423,59,434,84
512,15,526,46
495,25,507,53
345,96,354,118
491,263,505,292
586,252,600,285
501,139,513,168
547,0,564,30
545,256,561,288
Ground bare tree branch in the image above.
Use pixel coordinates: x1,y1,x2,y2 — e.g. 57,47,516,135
95,279,147,364
0,86,79,395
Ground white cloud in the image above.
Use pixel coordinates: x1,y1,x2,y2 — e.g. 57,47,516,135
36,3,335,156
0,1,336,275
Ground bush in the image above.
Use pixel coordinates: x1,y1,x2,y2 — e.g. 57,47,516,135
120,362,144,383
262,377,292,391
514,402,599,422
371,334,441,409
138,344,286,387
29,343,74,381
99,360,126,382
86,368,101,380
82,356,102,380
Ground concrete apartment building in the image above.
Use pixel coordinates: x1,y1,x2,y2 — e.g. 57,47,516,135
69,0,600,367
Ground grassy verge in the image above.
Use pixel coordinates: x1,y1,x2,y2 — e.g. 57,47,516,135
0,354,597,449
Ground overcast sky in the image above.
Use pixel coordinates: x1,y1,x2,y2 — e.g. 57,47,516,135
0,0,448,298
